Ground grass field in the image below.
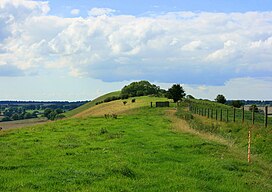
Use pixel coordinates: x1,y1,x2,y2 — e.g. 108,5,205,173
0,96,272,191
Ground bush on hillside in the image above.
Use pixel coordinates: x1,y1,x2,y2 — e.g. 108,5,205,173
104,96,121,103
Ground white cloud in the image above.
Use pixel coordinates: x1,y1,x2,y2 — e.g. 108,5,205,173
185,77,272,100
181,40,202,51
0,3,272,86
71,9,80,16
88,8,116,16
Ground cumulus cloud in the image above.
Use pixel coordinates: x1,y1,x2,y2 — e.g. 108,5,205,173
71,9,80,16
184,77,272,100
0,1,272,86
88,8,116,16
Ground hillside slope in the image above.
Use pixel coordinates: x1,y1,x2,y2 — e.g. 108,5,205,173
65,91,121,117
74,96,170,117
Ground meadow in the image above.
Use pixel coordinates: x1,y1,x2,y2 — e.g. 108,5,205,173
0,96,271,191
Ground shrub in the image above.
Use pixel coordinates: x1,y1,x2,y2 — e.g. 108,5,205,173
104,96,121,103
120,94,129,99
132,99,136,103
55,114,65,120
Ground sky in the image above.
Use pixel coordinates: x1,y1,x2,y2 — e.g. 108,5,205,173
0,0,272,101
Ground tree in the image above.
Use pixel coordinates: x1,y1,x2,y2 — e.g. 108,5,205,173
24,112,32,119
215,94,226,104
44,108,52,119
120,80,165,98
167,84,186,102
231,100,243,108
11,113,19,120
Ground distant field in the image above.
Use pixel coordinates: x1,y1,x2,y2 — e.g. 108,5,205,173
0,117,47,130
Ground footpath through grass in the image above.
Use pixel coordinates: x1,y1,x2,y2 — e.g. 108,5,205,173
0,104,272,191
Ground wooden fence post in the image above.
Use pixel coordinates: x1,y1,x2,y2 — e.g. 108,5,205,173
226,109,229,122
211,109,213,119
151,102,152,108
265,106,268,127
215,109,218,120
248,126,251,163
208,109,210,118
242,106,244,124
220,109,223,121
233,107,236,122
252,106,255,125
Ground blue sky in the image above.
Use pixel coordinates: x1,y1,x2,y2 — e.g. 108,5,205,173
0,0,272,101
48,0,272,16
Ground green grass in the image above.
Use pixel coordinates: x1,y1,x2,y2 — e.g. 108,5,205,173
177,101,272,163
0,100,272,191
186,99,272,126
64,91,121,117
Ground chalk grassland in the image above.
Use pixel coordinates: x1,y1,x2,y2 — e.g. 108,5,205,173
74,96,171,117
64,91,121,118
0,97,271,191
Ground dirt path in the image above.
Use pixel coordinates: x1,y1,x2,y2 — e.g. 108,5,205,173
165,109,232,146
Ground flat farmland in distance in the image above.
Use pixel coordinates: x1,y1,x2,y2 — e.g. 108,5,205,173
0,117,48,130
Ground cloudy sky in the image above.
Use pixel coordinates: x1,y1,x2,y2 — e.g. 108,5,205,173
0,0,272,101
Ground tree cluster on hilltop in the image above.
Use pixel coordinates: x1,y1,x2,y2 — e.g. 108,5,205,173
120,80,186,103
120,80,167,98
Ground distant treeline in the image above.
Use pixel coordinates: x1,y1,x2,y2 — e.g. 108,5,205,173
0,101,89,105
0,100,89,122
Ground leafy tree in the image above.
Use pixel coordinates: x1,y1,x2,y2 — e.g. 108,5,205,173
231,100,243,108
167,84,186,102
121,80,164,98
215,94,226,104
48,111,57,120
2,117,11,122
44,108,52,119
55,108,63,114
24,112,32,119
11,113,19,120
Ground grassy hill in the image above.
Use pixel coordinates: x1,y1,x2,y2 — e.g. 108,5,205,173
0,96,272,191
64,91,121,117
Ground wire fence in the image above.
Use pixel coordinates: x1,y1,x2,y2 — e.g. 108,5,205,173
189,105,272,127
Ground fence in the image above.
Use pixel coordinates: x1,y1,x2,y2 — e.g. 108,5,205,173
151,101,170,107
189,105,272,127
